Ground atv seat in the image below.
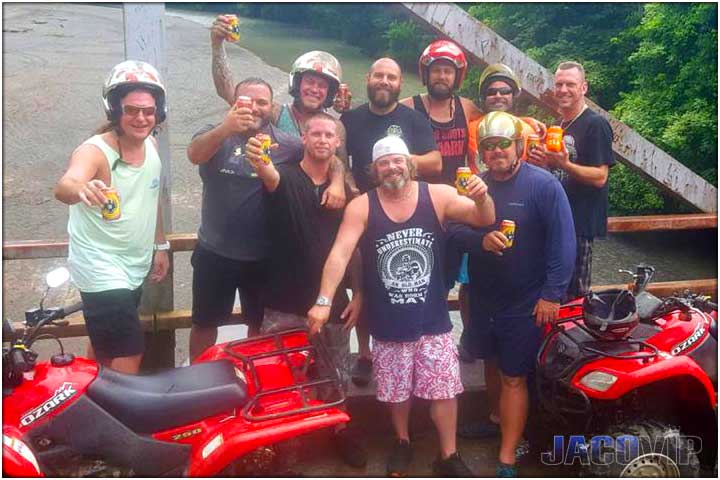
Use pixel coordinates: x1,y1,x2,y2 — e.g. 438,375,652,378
87,360,247,434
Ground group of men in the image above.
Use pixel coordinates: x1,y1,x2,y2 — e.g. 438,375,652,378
55,13,614,478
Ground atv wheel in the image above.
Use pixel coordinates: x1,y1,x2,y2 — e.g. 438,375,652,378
584,421,700,477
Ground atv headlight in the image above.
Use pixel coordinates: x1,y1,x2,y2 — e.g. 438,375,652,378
3,433,41,474
579,371,617,392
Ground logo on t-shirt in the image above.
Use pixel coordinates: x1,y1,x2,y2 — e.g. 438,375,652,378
150,178,160,190
375,227,434,305
386,125,404,138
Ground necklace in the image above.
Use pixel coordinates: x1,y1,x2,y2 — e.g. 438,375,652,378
428,95,456,130
560,104,587,131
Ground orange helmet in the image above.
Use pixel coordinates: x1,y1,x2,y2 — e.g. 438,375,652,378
418,39,467,90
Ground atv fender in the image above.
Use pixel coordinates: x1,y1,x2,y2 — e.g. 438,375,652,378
571,354,716,409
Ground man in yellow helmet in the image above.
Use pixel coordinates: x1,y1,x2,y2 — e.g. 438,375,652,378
449,112,575,477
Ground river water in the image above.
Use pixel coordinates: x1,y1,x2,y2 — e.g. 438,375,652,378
168,8,717,286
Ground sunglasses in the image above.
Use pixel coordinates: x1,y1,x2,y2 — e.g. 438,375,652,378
481,138,513,151
122,105,157,117
485,87,514,97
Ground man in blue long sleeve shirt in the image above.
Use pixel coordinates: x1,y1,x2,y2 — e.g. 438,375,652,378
447,112,575,477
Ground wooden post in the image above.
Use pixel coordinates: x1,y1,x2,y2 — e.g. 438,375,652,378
123,3,174,370
401,3,718,213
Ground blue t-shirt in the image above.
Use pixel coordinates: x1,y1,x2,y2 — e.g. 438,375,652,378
447,163,576,317
193,123,302,260
341,103,438,193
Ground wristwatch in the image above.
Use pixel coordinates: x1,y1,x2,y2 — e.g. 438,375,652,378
315,295,332,307
154,241,171,252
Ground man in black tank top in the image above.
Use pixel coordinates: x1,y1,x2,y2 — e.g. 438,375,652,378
400,39,482,186
307,136,495,477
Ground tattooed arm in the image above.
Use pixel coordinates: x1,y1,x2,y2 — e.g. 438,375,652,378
210,15,236,106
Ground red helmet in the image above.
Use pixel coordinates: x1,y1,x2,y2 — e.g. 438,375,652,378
418,39,467,90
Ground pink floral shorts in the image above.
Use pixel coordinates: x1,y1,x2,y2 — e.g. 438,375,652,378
372,332,463,403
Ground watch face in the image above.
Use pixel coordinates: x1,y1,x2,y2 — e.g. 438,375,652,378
317,296,331,306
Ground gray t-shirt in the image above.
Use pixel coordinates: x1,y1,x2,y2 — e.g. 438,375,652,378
194,123,302,260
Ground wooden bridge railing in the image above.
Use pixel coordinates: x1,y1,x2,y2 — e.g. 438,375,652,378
3,213,717,369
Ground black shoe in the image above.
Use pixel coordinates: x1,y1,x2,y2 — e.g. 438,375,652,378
335,428,368,469
351,357,373,387
457,420,500,439
386,439,412,477
432,452,475,477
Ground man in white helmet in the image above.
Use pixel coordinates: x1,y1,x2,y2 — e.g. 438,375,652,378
447,112,575,477
307,135,494,477
54,60,170,374
210,16,348,208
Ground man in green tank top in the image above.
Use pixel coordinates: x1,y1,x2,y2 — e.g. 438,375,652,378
54,61,170,375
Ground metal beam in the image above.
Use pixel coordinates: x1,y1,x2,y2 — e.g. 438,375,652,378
123,3,173,315
401,3,717,213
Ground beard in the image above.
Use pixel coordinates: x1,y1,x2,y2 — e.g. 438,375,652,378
381,170,409,190
368,84,400,109
428,82,452,100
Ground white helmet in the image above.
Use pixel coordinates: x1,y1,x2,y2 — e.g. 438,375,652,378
288,51,342,109
102,60,167,123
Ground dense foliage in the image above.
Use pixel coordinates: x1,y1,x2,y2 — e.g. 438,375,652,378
175,3,717,214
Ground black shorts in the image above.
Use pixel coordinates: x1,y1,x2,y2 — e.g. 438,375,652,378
80,287,144,359
469,311,542,378
191,243,266,329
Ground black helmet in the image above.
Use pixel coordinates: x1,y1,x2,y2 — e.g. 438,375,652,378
583,289,639,341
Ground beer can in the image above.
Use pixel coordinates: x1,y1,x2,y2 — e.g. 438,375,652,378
101,188,121,221
527,133,541,152
500,220,516,248
545,126,564,153
226,15,240,42
235,95,252,110
456,167,472,195
337,83,350,110
256,133,272,165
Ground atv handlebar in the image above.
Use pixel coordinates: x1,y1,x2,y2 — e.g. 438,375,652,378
10,348,30,373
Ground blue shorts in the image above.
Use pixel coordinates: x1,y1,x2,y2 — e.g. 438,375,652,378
469,312,542,377
457,253,469,284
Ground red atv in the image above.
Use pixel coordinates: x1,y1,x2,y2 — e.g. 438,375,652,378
534,265,717,477
2,268,348,477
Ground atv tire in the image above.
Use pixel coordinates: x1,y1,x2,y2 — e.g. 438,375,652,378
584,421,700,477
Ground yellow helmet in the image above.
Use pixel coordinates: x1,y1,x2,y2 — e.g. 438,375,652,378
476,111,524,145
478,63,521,100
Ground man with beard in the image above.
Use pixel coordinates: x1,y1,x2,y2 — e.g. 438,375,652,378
340,57,442,386
448,112,575,477
307,135,494,477
400,39,482,185
244,112,367,468
54,61,170,374
186,78,346,360
210,16,347,207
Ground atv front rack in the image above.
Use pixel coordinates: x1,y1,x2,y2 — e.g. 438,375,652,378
222,328,345,422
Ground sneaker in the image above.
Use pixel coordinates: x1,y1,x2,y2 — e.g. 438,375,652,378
351,357,373,387
432,452,475,477
335,428,368,468
496,462,517,478
386,439,412,477
457,420,500,439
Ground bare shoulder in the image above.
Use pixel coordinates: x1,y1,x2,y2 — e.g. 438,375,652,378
271,102,283,125
346,193,370,217
460,96,482,120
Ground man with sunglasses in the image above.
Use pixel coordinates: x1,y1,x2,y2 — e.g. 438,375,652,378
54,61,169,375
447,112,575,477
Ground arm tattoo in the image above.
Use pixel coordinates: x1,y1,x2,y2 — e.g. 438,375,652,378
212,44,235,106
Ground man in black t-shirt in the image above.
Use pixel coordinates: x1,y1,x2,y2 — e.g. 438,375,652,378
340,57,442,385
246,112,366,469
544,61,615,300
